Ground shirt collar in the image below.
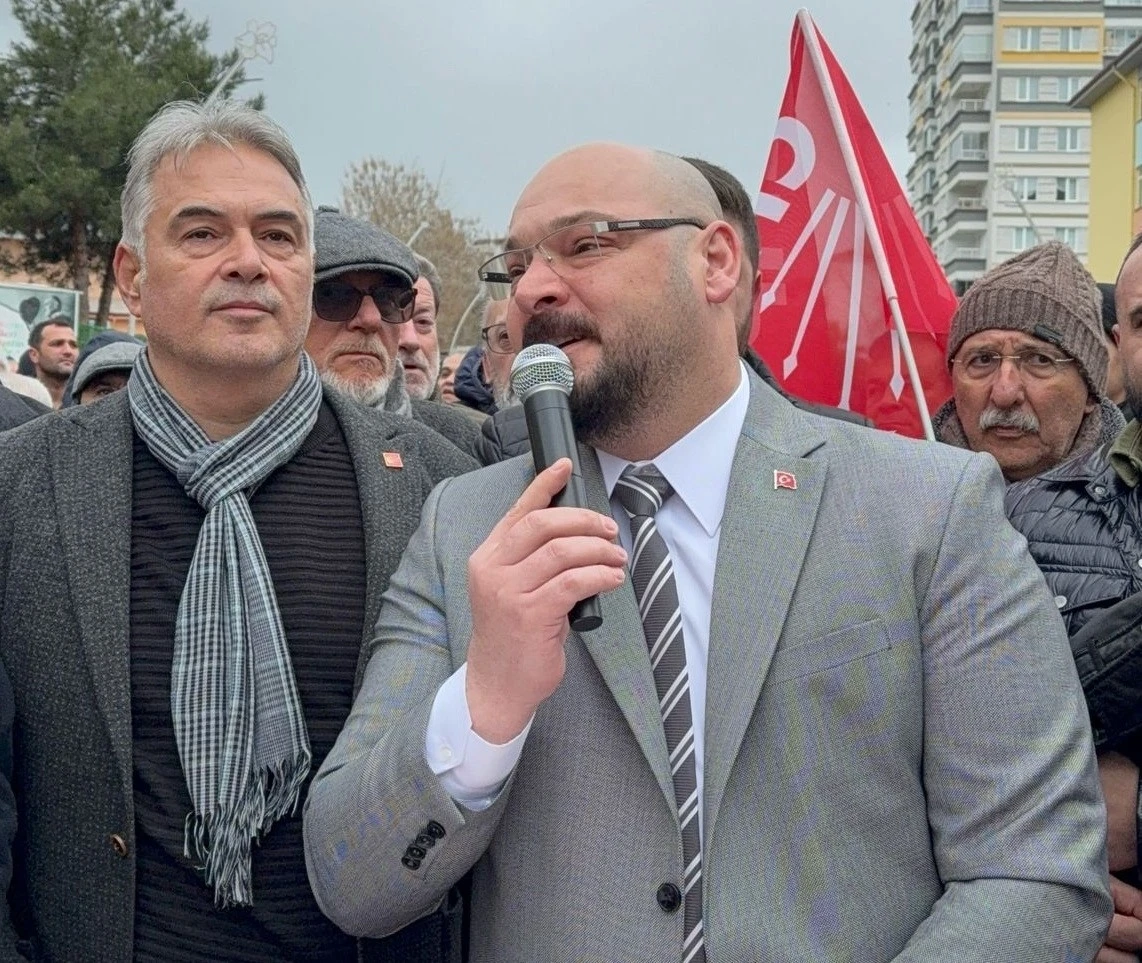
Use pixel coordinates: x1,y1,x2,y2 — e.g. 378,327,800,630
597,361,749,537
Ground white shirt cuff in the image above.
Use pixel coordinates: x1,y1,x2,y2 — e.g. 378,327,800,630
425,662,533,811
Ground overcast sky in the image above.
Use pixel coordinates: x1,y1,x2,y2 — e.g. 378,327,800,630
2,0,913,236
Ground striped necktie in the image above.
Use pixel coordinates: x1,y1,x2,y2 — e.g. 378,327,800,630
615,463,706,963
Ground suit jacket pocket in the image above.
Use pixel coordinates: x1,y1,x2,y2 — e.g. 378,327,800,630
766,619,891,686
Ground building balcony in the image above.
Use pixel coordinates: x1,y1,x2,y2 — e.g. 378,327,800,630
943,204,989,229
939,98,991,132
942,249,988,277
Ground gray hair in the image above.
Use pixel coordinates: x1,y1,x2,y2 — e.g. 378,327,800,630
413,253,443,316
120,99,314,261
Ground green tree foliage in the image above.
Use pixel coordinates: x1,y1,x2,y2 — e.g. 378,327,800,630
0,0,258,324
341,158,492,350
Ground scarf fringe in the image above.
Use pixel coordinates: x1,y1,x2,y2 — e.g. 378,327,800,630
184,752,312,908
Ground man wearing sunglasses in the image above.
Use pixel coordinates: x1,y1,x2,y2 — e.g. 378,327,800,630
307,144,1109,962
307,208,483,458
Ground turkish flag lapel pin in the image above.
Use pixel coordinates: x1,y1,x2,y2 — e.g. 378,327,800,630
774,470,797,491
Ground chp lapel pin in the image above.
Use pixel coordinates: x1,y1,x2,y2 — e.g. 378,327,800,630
774,470,797,491
382,451,404,469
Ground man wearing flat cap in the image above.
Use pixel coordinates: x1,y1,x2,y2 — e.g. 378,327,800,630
933,240,1124,482
305,207,483,457
70,339,142,406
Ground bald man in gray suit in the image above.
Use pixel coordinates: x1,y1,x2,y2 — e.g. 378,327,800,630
304,144,1111,962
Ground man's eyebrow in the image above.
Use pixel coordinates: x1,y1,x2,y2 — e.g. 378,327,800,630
171,205,223,223
254,209,305,228
503,210,613,251
170,206,304,228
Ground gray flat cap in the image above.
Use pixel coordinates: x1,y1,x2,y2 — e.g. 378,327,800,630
313,206,419,287
72,341,142,396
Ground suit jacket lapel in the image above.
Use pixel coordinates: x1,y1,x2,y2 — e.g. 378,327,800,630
52,393,135,793
703,374,827,843
577,446,676,813
327,391,395,648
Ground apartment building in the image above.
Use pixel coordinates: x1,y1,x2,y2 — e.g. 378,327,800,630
1072,35,1142,279
907,0,1142,294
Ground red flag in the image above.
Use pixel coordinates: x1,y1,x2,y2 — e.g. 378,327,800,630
750,12,957,439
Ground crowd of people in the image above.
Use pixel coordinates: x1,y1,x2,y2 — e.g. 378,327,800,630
0,95,1138,962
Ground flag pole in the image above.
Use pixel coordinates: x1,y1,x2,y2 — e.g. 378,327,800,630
796,9,937,441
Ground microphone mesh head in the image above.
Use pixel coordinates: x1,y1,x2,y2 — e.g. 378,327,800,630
510,344,574,400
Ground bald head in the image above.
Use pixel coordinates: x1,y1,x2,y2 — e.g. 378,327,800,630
509,143,721,244
501,141,743,460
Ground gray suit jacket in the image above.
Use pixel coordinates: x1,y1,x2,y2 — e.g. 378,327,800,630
305,371,1111,963
0,388,476,962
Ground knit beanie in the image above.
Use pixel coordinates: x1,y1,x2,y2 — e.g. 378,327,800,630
946,241,1107,395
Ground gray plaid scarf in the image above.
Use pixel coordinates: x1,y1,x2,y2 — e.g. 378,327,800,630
128,350,323,907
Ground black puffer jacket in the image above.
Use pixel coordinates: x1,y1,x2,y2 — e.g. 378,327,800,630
1005,444,1142,636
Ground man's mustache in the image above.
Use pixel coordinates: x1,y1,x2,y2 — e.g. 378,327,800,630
522,312,601,351
332,337,388,361
205,284,281,313
979,406,1039,433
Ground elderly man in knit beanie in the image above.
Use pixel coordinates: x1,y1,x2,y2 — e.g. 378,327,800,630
1006,233,1142,963
932,240,1124,482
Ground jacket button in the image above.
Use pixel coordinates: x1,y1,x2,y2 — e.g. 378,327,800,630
1054,595,1067,609
415,833,436,848
401,855,421,870
656,882,682,913
1094,485,1107,496
426,821,446,840
109,833,129,858
407,845,426,860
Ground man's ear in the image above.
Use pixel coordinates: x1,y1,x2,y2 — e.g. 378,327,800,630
113,242,144,318
702,221,741,307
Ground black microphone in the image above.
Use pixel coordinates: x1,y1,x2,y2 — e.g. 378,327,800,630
509,344,603,632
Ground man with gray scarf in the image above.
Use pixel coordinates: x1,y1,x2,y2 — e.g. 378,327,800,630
305,208,483,459
933,240,1123,482
0,99,473,961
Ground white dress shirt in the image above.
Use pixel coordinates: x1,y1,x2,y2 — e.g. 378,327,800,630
425,362,750,813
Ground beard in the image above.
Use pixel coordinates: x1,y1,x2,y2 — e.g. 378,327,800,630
317,366,390,407
400,346,439,401
520,260,695,448
492,378,518,411
521,309,671,448
1124,371,1142,422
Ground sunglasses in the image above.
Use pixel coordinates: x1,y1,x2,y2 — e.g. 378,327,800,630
313,278,416,324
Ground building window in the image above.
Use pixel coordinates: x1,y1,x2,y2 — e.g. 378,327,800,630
1057,127,1084,152
1106,27,1142,56
1003,26,1040,51
1014,76,1037,101
1057,76,1087,101
1055,227,1087,253
1056,177,1085,202
1012,227,1038,251
1015,126,1039,151
1009,176,1038,201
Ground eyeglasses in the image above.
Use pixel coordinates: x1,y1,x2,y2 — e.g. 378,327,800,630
481,322,513,355
477,217,707,301
951,349,1078,381
312,278,416,324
